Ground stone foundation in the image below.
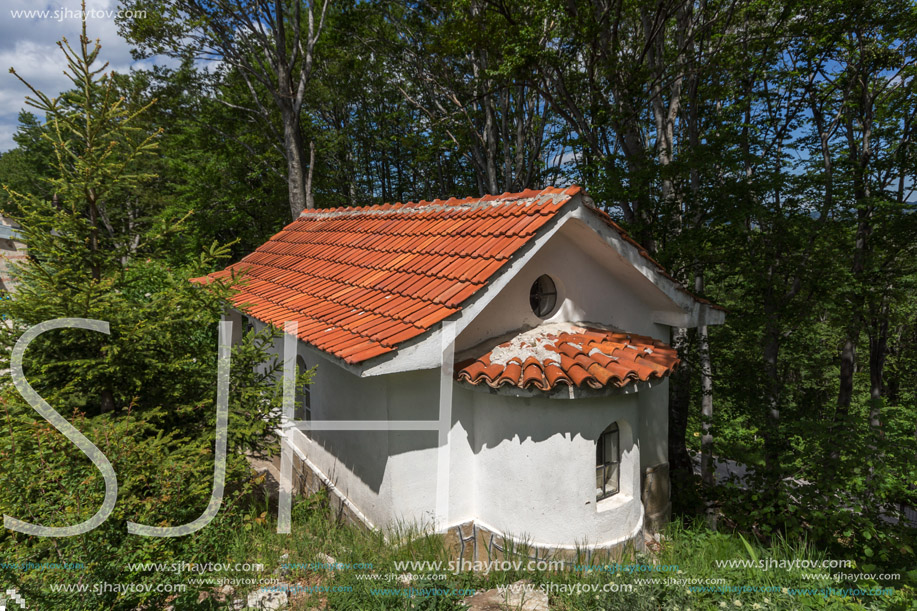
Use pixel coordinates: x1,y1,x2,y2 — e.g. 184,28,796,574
441,520,643,566
271,443,371,533
642,462,671,533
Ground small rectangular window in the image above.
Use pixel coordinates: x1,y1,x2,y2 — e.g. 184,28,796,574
596,423,620,500
295,382,311,421
294,357,312,435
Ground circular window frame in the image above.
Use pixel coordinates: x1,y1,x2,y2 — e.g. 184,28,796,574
529,274,559,318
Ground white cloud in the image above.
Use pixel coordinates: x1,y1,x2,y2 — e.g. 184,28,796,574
0,0,174,151
0,122,17,152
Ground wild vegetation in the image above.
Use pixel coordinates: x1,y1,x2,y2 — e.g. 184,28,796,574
0,0,914,609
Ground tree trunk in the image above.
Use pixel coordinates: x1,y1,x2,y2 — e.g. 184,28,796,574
483,93,498,193
867,301,889,434
87,188,101,281
305,139,316,210
823,334,855,477
762,313,782,479
669,327,694,486
836,337,856,413
699,320,714,488
346,147,358,206
282,107,308,218
100,389,115,414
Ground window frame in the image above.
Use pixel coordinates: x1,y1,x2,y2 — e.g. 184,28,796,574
294,356,312,426
529,274,558,318
595,423,620,501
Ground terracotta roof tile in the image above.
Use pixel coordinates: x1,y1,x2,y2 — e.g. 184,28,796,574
456,323,680,392
194,188,583,364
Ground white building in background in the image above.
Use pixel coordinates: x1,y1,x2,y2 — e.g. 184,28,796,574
197,186,724,558
0,216,25,292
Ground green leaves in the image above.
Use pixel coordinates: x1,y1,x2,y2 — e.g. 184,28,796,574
0,12,291,609
739,534,760,564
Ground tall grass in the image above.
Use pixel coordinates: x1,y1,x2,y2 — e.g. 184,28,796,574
182,494,914,610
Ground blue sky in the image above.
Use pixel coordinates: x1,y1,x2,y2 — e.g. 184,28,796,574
0,0,170,152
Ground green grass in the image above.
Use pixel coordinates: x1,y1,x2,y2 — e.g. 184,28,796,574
183,492,916,610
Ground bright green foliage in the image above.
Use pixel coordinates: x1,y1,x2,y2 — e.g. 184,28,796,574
0,17,286,434
0,14,305,610
0,112,56,211
128,62,294,261
6,23,161,282
180,498,915,609
0,406,250,609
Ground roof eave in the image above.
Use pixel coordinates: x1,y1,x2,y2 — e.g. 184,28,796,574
573,200,726,329
457,377,666,400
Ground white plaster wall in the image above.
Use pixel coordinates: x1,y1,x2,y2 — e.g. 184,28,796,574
379,369,443,531
275,352,666,548
274,336,467,533
638,379,669,470
243,315,397,529
467,388,643,547
299,349,394,527
273,357,666,546
457,220,673,353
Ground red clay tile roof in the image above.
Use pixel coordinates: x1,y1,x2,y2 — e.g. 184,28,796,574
455,323,679,391
194,187,581,364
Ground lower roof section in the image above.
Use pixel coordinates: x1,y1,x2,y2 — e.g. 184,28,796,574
455,322,679,393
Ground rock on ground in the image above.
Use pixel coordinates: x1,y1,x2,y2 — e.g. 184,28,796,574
245,585,289,610
461,580,549,611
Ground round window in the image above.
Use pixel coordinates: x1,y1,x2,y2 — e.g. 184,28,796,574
529,275,558,317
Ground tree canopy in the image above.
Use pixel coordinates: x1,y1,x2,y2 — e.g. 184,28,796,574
0,0,915,606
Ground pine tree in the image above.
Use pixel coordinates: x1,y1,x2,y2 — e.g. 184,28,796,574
0,13,292,608
0,5,289,482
